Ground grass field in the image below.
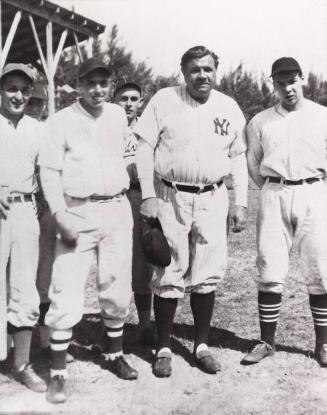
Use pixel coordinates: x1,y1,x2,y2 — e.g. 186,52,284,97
1,189,327,415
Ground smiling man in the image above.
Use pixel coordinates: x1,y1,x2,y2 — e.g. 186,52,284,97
244,57,327,367
39,58,137,404
0,63,47,393
135,46,248,377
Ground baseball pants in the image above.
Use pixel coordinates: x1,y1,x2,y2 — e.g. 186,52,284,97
1,201,40,327
36,207,56,304
153,178,229,299
45,194,133,330
127,189,152,294
256,179,327,294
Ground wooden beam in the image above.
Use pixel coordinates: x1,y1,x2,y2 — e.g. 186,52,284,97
0,10,21,72
28,14,49,80
73,32,83,63
86,36,93,59
46,21,55,116
53,28,67,72
2,0,105,38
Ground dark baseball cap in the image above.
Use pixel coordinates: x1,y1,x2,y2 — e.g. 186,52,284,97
1,63,35,82
114,80,142,97
78,57,110,79
270,57,302,77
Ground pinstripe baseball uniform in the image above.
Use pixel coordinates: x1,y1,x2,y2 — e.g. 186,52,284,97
0,113,41,327
134,85,247,298
247,99,327,294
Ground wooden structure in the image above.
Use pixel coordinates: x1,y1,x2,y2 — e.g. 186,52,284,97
0,0,105,115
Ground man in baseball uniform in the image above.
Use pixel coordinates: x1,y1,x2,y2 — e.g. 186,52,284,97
39,57,138,404
26,82,74,364
114,81,156,346
0,64,47,392
135,46,248,377
243,57,327,366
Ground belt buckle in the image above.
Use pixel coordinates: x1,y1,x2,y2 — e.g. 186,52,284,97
196,184,204,195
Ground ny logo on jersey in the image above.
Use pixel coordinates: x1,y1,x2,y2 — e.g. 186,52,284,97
213,117,230,136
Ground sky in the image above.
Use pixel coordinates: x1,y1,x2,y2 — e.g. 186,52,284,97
55,0,327,81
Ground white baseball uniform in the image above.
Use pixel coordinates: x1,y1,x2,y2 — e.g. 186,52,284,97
135,85,248,298
247,99,327,294
124,125,152,295
0,113,41,327
39,101,133,330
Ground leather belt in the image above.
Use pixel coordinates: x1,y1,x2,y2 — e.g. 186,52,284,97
267,176,321,185
161,178,223,194
7,194,34,203
69,191,126,202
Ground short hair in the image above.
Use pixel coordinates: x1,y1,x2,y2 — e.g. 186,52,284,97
180,46,219,72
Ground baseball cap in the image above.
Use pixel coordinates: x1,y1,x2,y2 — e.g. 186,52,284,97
1,63,35,82
114,80,142,97
31,82,47,100
270,57,302,77
142,218,171,267
78,57,110,79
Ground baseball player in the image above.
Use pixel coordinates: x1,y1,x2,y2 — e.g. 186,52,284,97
134,46,248,377
0,63,47,392
114,81,156,346
39,57,138,404
26,82,74,364
243,57,327,366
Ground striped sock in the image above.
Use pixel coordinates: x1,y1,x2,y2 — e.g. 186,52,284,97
50,328,72,371
310,294,327,345
258,291,282,346
102,317,124,355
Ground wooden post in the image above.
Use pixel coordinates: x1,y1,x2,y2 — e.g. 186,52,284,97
53,29,68,72
0,10,22,73
28,14,49,81
46,21,55,116
86,35,93,58
73,32,83,62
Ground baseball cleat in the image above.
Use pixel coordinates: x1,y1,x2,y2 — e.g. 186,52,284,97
108,356,138,380
241,341,275,364
13,363,47,393
46,375,67,404
194,350,221,374
152,352,172,378
315,343,327,367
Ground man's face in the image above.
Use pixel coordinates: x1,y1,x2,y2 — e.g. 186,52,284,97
0,73,32,118
273,71,304,110
114,88,143,124
25,97,46,120
182,54,217,102
79,69,110,110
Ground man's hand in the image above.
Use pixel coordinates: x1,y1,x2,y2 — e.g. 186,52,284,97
140,197,159,219
231,205,247,233
54,210,78,247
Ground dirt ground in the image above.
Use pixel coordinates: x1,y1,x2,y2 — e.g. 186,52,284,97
1,190,327,415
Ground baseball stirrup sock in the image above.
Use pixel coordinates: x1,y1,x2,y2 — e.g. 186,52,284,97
12,327,33,371
134,293,152,329
103,317,124,354
258,291,282,346
153,295,177,351
50,328,72,370
38,302,50,326
310,294,327,344
190,292,215,351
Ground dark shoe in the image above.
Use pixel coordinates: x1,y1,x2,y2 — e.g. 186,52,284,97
38,346,74,364
241,341,275,364
139,327,157,347
108,356,138,380
46,375,67,404
13,364,47,393
194,349,221,374
152,352,172,378
315,343,327,367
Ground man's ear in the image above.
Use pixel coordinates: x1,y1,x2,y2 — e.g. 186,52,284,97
138,97,144,110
